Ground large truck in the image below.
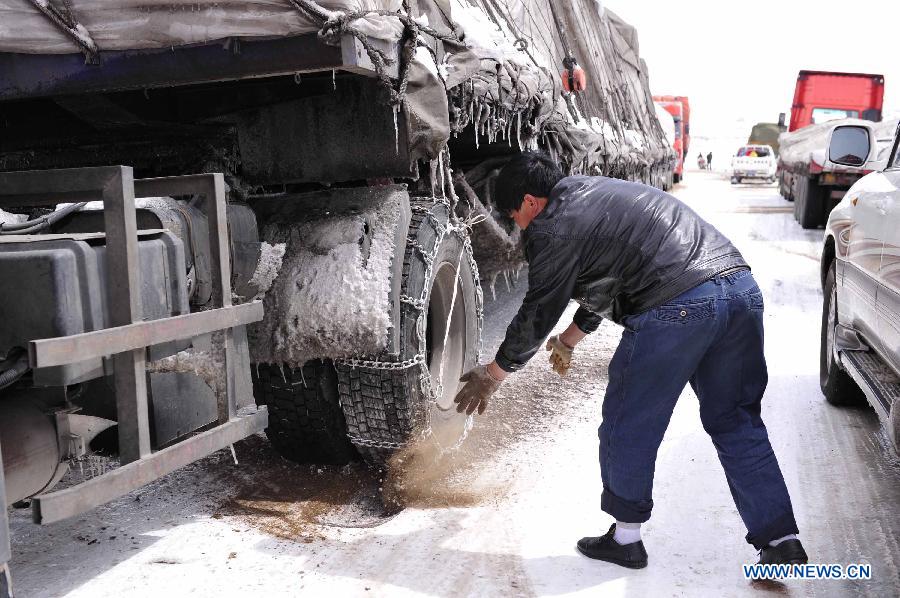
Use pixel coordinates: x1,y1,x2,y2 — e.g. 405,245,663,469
778,70,886,228
0,0,673,590
778,118,899,228
788,70,885,132
653,95,691,181
654,99,684,183
747,113,787,155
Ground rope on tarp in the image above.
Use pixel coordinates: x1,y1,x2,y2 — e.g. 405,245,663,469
286,0,463,108
26,0,99,63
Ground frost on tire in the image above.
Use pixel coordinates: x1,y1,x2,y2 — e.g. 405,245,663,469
336,198,483,465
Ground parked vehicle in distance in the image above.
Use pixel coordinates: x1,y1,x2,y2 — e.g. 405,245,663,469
731,145,777,184
748,113,787,155
654,98,685,183
821,122,900,453
654,103,677,190
789,70,884,132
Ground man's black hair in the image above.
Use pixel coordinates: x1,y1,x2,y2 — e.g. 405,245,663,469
493,152,565,215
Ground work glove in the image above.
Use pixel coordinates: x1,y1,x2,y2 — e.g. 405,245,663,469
453,365,502,415
546,335,574,377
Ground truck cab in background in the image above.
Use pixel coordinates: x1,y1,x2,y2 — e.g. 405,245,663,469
654,95,691,184
789,71,884,131
821,122,900,452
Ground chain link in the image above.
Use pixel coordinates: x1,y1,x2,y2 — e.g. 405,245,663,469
337,353,425,370
344,184,487,456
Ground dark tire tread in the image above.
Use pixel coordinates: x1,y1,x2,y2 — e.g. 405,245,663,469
253,360,358,464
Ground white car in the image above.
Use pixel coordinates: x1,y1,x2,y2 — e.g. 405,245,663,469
821,122,900,451
731,144,777,184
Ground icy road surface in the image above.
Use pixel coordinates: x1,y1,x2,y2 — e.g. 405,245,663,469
9,171,900,597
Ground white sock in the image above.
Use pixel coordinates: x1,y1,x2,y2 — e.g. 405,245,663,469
769,534,798,547
613,521,641,545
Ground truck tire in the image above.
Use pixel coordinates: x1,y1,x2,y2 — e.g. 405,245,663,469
778,171,793,201
795,175,824,229
820,262,865,406
673,172,681,184
252,360,359,464
336,198,482,465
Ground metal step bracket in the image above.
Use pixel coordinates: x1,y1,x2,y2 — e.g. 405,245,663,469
0,167,267,526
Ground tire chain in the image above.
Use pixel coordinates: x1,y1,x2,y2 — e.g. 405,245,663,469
337,194,485,455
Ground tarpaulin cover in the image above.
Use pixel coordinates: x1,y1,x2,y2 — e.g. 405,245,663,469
443,0,673,181
0,0,403,53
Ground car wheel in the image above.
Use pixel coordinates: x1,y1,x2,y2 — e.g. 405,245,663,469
820,261,866,406
730,177,738,185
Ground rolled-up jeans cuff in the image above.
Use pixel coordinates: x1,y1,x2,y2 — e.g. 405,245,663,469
601,486,653,523
745,513,800,550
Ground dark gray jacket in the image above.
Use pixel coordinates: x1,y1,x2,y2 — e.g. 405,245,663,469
495,175,747,372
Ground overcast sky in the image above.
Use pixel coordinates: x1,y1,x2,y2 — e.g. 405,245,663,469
610,0,900,145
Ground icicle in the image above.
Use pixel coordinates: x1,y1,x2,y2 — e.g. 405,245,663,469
393,105,400,155
489,275,497,301
516,112,523,150
230,444,239,465
429,158,438,198
332,69,336,91
437,150,445,198
474,101,482,149
504,270,511,292
299,366,307,388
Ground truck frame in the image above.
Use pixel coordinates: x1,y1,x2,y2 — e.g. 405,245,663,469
0,2,675,591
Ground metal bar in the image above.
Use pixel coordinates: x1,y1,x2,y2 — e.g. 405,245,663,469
102,167,150,465
29,302,263,369
31,409,268,525
0,34,398,102
205,175,237,423
0,165,121,207
135,173,238,423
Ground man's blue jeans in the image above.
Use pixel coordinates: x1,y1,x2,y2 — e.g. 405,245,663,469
599,269,798,549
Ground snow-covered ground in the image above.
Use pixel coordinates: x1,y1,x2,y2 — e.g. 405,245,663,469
9,171,900,597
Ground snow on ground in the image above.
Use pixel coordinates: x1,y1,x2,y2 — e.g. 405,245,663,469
8,171,900,597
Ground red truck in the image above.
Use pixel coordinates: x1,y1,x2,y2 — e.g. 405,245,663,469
654,96,691,183
788,71,884,132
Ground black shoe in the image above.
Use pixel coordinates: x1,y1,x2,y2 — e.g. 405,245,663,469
576,524,648,569
758,539,808,565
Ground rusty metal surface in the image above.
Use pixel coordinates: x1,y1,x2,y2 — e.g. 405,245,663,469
30,408,268,525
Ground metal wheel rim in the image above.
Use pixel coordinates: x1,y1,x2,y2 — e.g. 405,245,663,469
426,261,467,412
